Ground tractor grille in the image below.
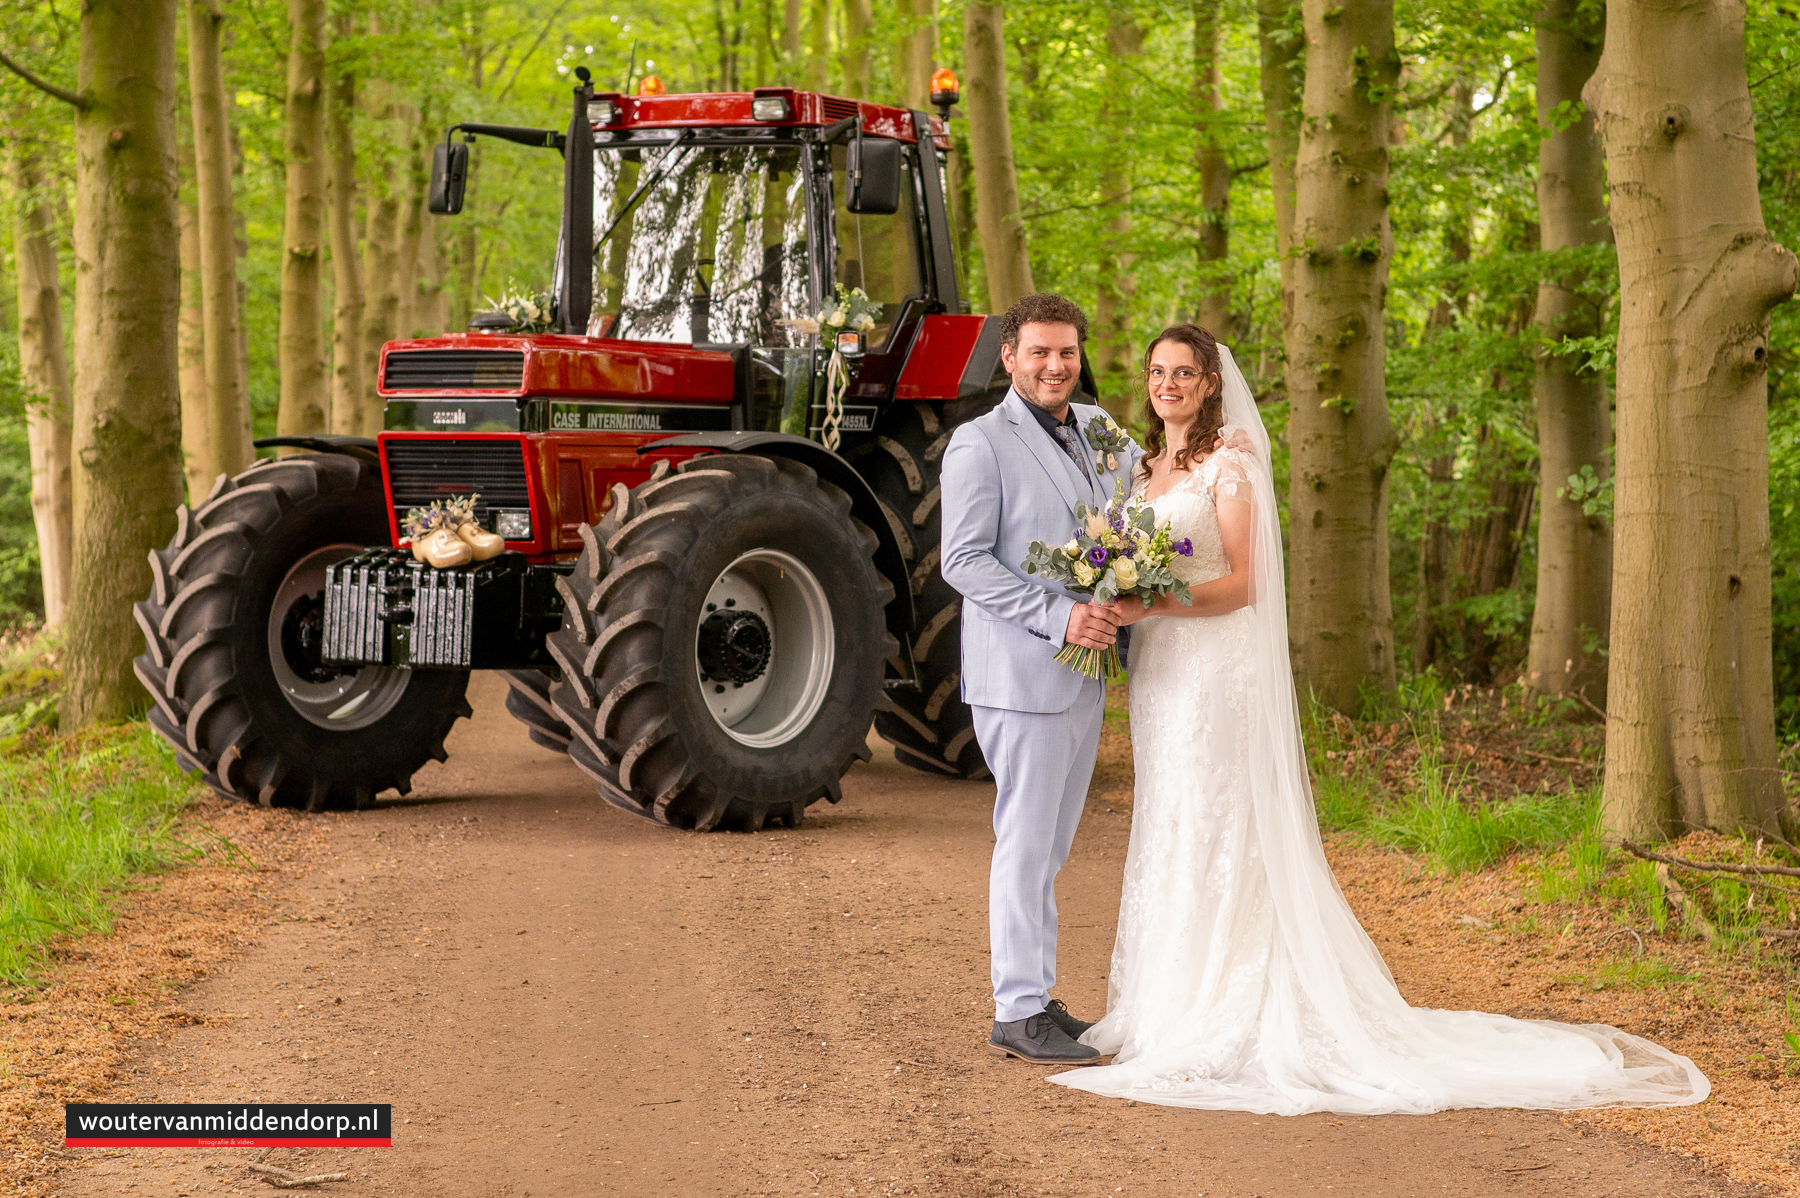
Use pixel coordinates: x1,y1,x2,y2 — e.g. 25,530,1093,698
384,439,531,521
821,96,859,121
383,349,524,391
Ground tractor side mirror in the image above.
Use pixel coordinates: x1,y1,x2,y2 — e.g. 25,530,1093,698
429,141,469,215
847,137,902,215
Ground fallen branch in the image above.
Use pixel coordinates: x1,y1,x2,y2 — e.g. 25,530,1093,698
1621,840,1800,879
1654,864,1717,945
247,1161,350,1189
1520,747,1597,768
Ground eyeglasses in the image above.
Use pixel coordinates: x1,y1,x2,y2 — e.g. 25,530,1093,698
1145,367,1203,384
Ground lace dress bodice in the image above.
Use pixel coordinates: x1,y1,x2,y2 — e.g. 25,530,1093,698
1135,450,1251,590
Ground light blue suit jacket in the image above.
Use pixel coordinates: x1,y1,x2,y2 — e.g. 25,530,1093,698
940,389,1143,714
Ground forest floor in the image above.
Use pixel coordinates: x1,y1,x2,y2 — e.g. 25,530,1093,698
1,673,1794,1197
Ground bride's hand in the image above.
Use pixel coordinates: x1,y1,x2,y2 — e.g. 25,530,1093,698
1110,597,1158,626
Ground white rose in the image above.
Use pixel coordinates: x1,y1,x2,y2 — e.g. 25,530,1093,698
1063,538,1081,555
826,308,846,325
1072,560,1096,587
1112,556,1138,590
854,312,876,331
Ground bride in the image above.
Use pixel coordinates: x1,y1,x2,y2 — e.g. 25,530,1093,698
1050,324,1708,1114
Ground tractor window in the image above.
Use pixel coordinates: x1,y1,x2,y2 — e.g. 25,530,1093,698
829,143,924,350
591,143,813,348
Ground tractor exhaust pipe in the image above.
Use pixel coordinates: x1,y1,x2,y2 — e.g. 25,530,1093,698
560,69,596,336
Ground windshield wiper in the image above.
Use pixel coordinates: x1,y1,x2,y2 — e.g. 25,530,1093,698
594,133,692,252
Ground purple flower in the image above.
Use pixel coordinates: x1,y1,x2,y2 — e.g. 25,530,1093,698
1086,545,1110,567
1173,538,1193,557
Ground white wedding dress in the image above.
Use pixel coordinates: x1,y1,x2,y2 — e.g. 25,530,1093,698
1050,349,1708,1115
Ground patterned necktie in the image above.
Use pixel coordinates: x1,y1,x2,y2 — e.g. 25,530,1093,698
1050,423,1092,482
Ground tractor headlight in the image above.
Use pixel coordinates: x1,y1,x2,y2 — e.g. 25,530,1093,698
587,99,617,127
751,96,790,122
496,510,533,540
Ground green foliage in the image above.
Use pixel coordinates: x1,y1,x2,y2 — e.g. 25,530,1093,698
0,723,208,984
1366,751,1599,874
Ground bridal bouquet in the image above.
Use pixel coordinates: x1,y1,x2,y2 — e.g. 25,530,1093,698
1023,480,1196,679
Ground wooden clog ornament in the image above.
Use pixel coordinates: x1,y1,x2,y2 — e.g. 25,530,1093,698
448,495,505,561
402,502,473,569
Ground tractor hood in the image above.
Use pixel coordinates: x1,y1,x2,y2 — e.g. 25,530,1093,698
377,333,739,433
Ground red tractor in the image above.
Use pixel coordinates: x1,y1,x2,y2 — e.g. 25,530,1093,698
134,70,1098,831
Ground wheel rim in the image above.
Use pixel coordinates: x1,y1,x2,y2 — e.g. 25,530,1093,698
267,544,412,730
695,550,834,748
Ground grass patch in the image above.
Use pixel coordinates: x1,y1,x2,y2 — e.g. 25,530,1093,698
0,720,208,983
1566,956,1698,993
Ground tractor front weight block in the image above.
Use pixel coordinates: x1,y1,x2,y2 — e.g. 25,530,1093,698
322,549,566,672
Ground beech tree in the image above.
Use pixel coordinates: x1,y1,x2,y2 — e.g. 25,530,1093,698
1525,0,1612,704
325,14,364,437
278,0,328,441
1283,0,1401,711
64,0,185,725
1092,3,1143,406
1590,0,1797,838
186,0,252,488
962,1,1033,311
1194,0,1231,335
894,0,936,108
9,140,73,627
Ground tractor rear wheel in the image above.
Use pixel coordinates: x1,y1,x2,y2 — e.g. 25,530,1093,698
855,399,994,780
546,454,892,831
500,669,571,753
133,454,472,810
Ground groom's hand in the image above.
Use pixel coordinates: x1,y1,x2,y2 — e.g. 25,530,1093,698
1213,427,1257,458
1065,602,1122,650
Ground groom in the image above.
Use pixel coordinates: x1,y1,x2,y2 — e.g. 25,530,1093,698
939,293,1142,1065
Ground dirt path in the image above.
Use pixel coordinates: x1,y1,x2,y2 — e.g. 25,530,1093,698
57,675,1766,1197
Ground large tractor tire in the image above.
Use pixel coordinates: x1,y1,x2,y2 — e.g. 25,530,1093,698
134,454,472,811
500,668,571,753
546,454,892,831
854,399,993,780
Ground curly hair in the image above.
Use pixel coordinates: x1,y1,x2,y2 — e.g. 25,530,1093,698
1138,324,1224,478
999,293,1089,351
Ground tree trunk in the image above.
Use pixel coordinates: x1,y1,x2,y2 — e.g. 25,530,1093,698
279,0,328,440
1413,89,1474,671
1283,0,1400,712
362,174,400,420
949,124,978,309
395,117,428,339
178,142,212,500
808,0,831,91
896,0,936,108
783,0,803,77
326,14,363,437
1257,0,1302,286
1525,0,1613,703
188,0,252,483
65,0,185,725
1195,0,1231,335
1092,8,1142,416
962,2,1033,311
9,145,74,627
1589,0,1797,838
840,0,872,98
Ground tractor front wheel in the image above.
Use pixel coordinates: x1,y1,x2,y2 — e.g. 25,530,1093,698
546,454,892,830
134,454,472,810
